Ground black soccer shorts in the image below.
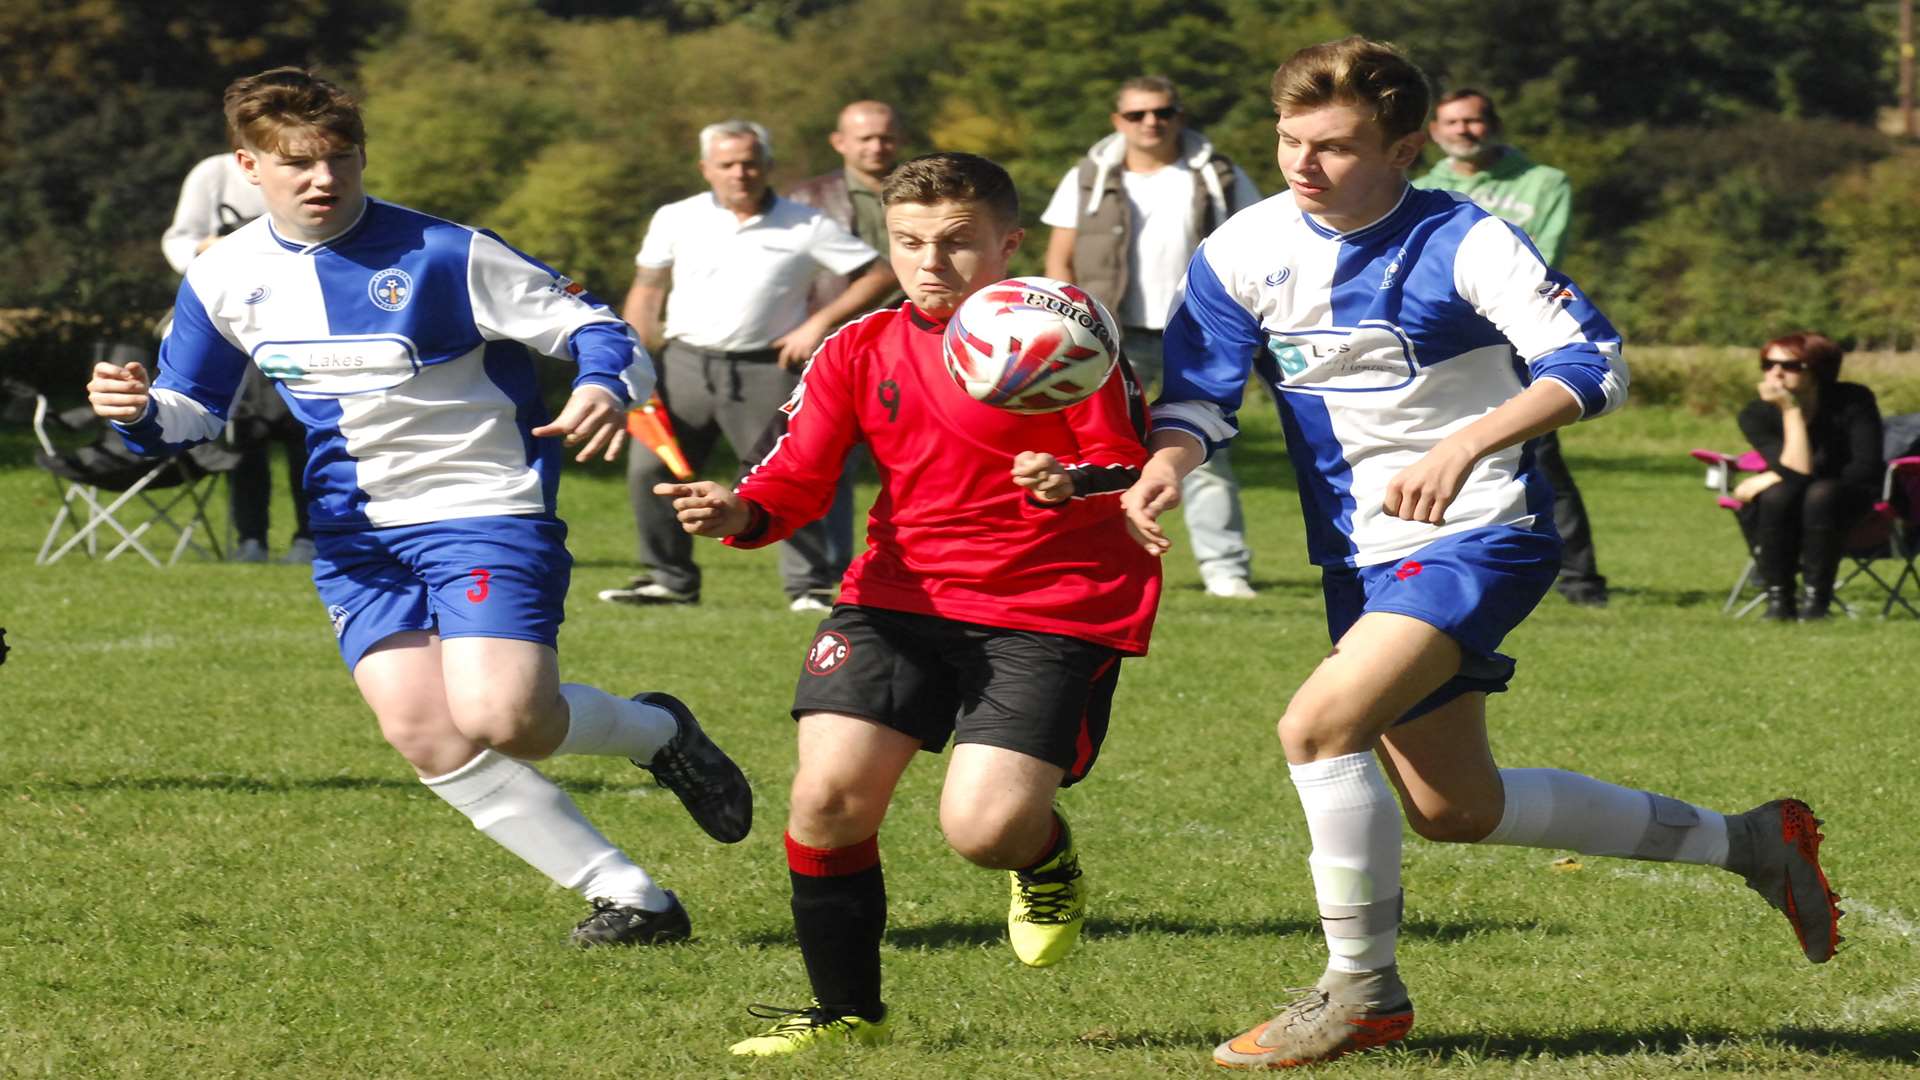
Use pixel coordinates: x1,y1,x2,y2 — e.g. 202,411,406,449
790,604,1123,786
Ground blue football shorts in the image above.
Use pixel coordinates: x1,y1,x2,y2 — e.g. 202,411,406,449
1321,523,1560,724
311,514,572,671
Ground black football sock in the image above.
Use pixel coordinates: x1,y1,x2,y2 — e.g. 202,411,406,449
786,831,887,1020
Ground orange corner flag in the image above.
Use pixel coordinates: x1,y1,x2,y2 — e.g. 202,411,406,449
626,394,693,480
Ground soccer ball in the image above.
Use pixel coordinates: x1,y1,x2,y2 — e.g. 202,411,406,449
942,276,1120,414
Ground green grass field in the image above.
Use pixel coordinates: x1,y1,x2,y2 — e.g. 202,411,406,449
3,399,1916,1078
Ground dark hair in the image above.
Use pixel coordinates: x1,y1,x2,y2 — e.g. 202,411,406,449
1761,331,1845,384
1271,35,1431,143
881,152,1019,226
1435,87,1501,127
1115,75,1180,110
224,67,364,154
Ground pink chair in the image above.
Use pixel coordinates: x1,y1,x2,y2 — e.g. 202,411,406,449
1690,448,1920,619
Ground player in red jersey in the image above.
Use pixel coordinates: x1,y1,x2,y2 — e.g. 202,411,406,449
655,152,1162,1056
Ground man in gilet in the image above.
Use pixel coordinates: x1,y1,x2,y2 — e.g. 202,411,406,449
1043,76,1264,600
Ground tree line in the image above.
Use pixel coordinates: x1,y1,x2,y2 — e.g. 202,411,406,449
1,0,1911,396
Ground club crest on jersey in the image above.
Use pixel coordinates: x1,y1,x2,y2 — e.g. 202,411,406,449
368,268,414,312
804,630,850,676
1379,247,1408,290
243,286,271,305
327,604,352,638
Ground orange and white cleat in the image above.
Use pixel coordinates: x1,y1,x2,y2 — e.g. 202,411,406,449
1213,970,1413,1069
1726,798,1843,963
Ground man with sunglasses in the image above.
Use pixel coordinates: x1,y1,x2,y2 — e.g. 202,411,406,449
1043,76,1264,600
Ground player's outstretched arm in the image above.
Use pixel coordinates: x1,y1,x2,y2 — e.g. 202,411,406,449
532,384,628,463
87,361,152,424
1120,431,1206,556
653,481,754,537
1011,451,1072,504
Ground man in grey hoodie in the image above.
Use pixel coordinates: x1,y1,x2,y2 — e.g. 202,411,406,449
1043,76,1264,599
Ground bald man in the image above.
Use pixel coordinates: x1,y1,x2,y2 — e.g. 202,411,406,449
788,101,906,312
774,101,908,594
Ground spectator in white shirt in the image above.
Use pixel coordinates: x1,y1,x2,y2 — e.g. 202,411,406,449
601,120,896,612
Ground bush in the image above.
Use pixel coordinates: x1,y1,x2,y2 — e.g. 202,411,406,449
1627,346,1920,417
1818,149,1920,350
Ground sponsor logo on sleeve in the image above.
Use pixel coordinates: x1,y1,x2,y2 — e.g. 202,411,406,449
1264,267,1292,286
368,267,414,312
1535,281,1577,308
548,275,589,301
243,286,271,305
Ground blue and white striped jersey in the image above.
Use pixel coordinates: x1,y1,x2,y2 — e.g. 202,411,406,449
116,198,652,532
1155,186,1626,568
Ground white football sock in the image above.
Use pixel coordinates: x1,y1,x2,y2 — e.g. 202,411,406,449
1482,768,1729,866
1291,752,1403,974
423,750,671,911
554,684,677,762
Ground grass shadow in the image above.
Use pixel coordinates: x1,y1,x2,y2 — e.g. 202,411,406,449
1064,1024,1920,1063
736,912,1557,951
7,773,649,796
1400,1024,1920,1065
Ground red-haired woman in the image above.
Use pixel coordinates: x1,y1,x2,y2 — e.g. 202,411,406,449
1735,332,1884,619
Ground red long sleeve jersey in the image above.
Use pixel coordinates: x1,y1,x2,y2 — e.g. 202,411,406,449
727,303,1162,654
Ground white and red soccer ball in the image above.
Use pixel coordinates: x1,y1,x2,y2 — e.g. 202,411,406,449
941,276,1120,414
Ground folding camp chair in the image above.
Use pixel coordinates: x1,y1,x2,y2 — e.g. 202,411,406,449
32,394,236,567
1692,443,1920,619
1875,412,1920,618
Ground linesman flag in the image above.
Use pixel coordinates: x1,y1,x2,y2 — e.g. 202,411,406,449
626,394,693,480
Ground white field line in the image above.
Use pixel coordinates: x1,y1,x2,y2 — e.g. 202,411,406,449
1606,864,1918,1030
1409,846,1919,1031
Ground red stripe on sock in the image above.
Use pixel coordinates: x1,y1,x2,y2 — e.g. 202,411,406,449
1017,814,1064,872
785,831,880,877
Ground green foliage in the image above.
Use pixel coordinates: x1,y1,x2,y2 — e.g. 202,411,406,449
1336,0,1888,128
1818,149,1920,350
357,0,952,294
0,0,399,387
1569,119,1894,347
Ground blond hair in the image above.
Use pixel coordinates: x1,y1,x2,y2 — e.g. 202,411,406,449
1270,36,1430,143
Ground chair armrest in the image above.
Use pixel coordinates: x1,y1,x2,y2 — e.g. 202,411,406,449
1884,457,1920,503
1691,448,1744,497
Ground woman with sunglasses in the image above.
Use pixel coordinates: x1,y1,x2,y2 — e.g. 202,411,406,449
1735,332,1884,619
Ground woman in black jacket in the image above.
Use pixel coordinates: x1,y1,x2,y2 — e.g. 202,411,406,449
1736,332,1884,620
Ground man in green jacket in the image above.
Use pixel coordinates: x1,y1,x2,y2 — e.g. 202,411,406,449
1413,89,1570,264
1413,88,1605,606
